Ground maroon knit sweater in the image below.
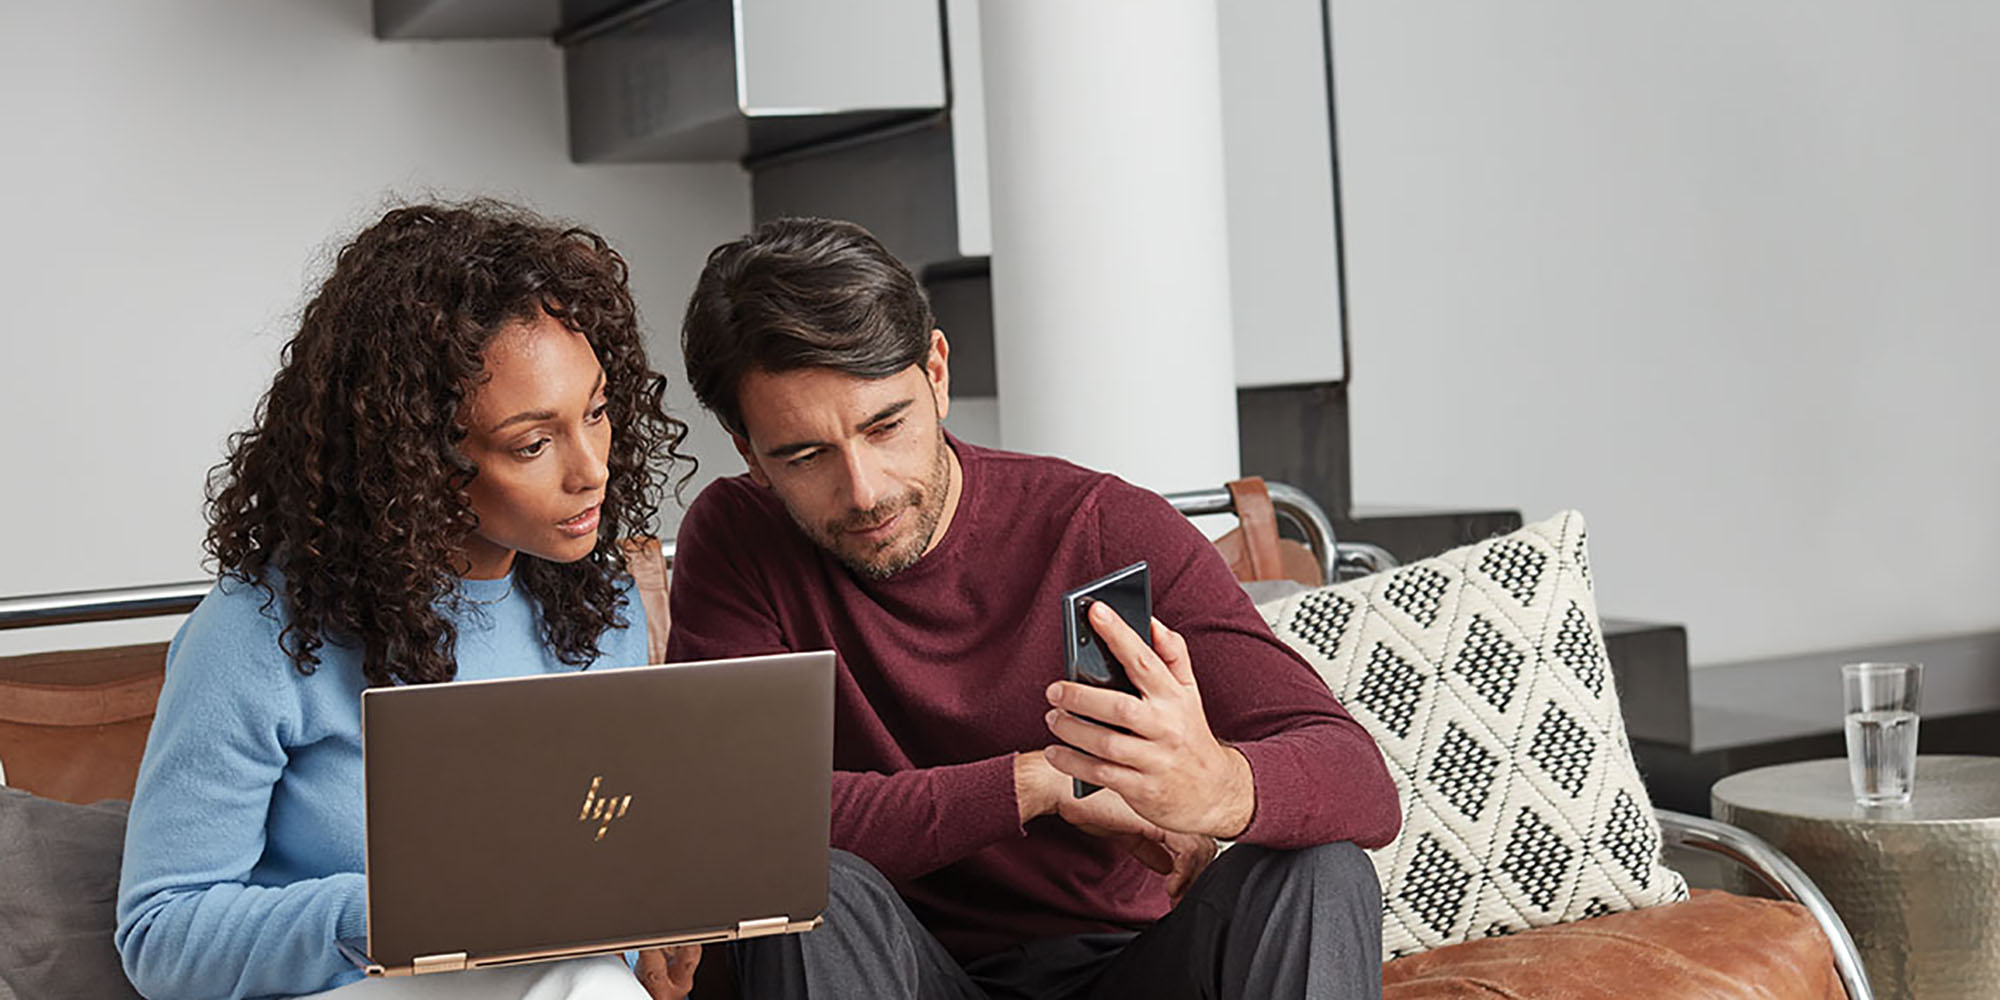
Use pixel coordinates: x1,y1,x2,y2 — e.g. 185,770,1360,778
666,439,1400,961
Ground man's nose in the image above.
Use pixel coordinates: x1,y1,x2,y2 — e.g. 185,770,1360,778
842,449,890,513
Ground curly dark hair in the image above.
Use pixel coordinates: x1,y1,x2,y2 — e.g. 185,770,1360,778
205,200,694,686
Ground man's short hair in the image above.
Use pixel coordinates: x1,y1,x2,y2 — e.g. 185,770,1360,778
681,217,936,436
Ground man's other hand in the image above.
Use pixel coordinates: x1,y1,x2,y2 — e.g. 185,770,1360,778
634,945,701,999
1015,751,1218,903
1043,604,1256,839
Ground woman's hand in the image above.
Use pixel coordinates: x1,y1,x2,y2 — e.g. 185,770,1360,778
634,945,702,999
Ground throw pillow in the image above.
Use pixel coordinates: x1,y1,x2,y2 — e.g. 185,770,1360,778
1258,510,1688,958
0,788,143,999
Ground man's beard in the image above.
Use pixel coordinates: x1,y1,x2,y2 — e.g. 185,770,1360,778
800,431,953,580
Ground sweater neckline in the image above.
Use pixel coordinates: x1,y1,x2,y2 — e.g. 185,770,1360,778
455,570,518,605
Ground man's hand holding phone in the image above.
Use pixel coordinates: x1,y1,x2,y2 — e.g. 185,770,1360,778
1044,602,1257,840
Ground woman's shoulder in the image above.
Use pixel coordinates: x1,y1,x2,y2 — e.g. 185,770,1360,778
168,569,327,684
182,571,287,639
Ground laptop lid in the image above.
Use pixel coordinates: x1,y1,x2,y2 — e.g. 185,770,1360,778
356,651,834,975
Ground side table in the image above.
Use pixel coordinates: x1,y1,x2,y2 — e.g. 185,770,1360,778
1712,755,2000,1000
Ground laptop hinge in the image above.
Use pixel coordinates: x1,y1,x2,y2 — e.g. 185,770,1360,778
737,916,791,939
412,952,469,975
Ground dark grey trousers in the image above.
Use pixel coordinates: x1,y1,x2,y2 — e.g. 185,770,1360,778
734,844,1382,1000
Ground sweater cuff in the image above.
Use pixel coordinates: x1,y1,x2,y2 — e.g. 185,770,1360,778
332,874,369,944
1230,738,1316,847
939,754,1029,847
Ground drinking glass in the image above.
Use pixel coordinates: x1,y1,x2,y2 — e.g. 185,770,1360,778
1842,661,1922,806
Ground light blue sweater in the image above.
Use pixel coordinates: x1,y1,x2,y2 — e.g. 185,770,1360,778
115,570,648,1000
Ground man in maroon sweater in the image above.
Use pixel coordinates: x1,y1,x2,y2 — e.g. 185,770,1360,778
669,218,1401,999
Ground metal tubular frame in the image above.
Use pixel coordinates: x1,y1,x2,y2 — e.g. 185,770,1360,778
1656,810,1873,1000
0,581,214,631
1162,481,1374,586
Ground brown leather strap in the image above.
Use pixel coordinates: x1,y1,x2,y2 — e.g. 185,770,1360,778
1226,477,1286,582
0,673,164,726
620,536,672,664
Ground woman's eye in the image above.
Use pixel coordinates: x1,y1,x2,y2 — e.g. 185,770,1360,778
514,438,551,458
587,401,609,422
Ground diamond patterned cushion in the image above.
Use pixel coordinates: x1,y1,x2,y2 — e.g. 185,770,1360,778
1258,510,1687,958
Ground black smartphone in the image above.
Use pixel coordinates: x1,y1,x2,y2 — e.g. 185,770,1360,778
1060,560,1151,798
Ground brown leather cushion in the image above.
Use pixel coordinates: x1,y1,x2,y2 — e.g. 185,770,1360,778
1382,890,1844,999
0,643,167,805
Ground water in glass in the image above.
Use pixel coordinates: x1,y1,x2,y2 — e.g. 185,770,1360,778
1845,708,1919,805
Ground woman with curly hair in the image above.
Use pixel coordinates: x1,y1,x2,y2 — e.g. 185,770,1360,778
115,201,700,999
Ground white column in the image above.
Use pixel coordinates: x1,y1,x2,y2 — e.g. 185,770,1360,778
978,0,1240,494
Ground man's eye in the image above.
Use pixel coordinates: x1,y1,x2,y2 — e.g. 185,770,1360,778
787,450,820,468
871,419,905,438
515,438,551,458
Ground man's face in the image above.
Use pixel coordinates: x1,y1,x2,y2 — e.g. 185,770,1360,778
733,331,959,580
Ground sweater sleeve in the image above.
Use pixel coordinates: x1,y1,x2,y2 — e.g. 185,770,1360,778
1096,485,1403,850
666,482,1029,881
115,582,368,1000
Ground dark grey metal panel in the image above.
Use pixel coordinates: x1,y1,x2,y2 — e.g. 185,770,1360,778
564,0,742,163
1236,382,1351,518
1603,618,1692,746
1335,507,1523,563
563,0,945,163
373,0,651,40
1690,629,2000,753
373,0,560,38
923,262,995,398
1635,709,2000,818
751,120,960,272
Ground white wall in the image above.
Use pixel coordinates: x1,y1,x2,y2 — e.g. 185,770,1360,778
0,1,750,653
1333,3,2000,664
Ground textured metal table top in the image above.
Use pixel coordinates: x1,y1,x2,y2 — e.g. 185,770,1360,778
1712,755,2000,1000
1712,755,2000,824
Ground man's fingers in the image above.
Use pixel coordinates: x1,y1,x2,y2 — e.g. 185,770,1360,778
1045,681,1161,739
1088,602,1175,699
1044,744,1143,800
1164,834,1218,904
1123,835,1176,876
1046,708,1160,770
1151,618,1199,688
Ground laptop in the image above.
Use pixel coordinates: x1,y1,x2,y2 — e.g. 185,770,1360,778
336,650,835,977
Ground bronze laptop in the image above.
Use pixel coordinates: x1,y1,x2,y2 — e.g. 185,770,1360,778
337,651,834,977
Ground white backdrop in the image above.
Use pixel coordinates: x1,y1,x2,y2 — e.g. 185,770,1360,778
0,1,750,653
1333,3,2000,664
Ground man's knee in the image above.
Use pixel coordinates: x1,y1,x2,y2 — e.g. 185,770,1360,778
1292,840,1381,908
820,849,930,957
826,848,902,918
1222,840,1381,916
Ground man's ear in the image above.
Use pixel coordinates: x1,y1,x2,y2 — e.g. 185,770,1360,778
926,328,952,422
732,433,771,488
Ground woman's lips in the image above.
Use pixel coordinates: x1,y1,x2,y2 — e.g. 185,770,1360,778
558,504,601,538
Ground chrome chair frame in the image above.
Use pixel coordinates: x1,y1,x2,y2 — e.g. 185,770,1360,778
1159,481,1393,585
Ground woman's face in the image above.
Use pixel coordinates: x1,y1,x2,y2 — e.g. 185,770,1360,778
456,311,612,580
